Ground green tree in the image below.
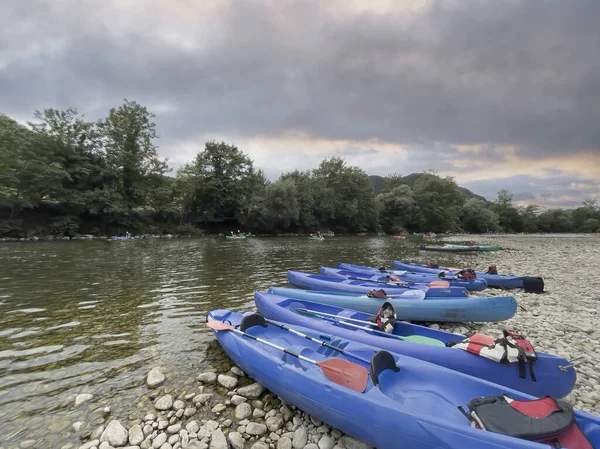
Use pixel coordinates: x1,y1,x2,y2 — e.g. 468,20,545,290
97,99,168,226
262,178,300,232
520,204,539,233
376,184,419,234
460,198,500,233
490,189,522,232
412,173,465,232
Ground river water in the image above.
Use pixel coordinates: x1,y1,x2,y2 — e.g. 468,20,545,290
1,235,598,448
0,236,442,447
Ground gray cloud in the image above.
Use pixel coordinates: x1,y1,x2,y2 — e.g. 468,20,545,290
1,0,599,207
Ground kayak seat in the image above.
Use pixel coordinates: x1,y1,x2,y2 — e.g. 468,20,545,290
370,350,399,388
240,312,268,332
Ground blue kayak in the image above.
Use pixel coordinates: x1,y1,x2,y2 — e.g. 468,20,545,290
288,270,469,298
256,291,573,398
208,309,595,449
337,262,488,291
267,286,517,322
393,261,544,293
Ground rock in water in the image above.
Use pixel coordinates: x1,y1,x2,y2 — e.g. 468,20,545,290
154,394,173,410
236,383,264,398
146,367,166,388
153,432,167,448
276,437,292,449
128,424,144,445
217,374,238,389
75,393,94,406
227,431,244,449
251,443,269,449
100,420,128,447
197,372,217,384
209,429,229,449
233,402,252,421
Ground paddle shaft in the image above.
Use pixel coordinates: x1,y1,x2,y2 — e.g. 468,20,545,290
264,319,345,354
299,309,378,327
347,275,408,287
225,324,320,365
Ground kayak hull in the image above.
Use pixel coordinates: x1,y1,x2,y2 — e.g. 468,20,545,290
256,291,575,398
329,265,488,291
287,270,469,299
393,261,544,292
208,309,594,449
267,286,516,322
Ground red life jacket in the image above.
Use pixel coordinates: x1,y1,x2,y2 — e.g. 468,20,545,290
374,302,397,333
464,395,593,449
448,330,538,381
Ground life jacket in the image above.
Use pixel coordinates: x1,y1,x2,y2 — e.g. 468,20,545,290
455,268,477,280
374,302,397,333
461,395,593,449
447,330,538,381
367,289,388,299
486,265,498,275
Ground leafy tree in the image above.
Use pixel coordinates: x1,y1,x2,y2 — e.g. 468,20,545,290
520,205,539,233
376,185,419,234
460,198,500,233
263,178,300,232
490,189,522,232
412,173,465,232
280,170,318,231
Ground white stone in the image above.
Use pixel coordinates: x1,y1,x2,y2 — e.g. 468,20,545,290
194,393,214,405
276,437,292,449
186,421,200,434
153,433,167,448
338,436,372,449
246,423,267,436
217,374,238,389
236,383,264,398
147,368,166,388
100,420,129,447
318,435,335,449
209,429,229,449
231,395,247,406
231,366,245,376
155,395,173,411
75,393,94,406
266,416,284,432
129,425,144,446
197,373,217,384
227,432,244,449
292,427,307,449
233,402,252,421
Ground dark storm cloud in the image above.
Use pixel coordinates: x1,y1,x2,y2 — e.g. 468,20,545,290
1,0,599,159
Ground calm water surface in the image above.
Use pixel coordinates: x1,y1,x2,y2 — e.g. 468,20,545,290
1,236,457,446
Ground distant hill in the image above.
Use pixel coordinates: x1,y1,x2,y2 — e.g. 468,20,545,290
368,173,491,205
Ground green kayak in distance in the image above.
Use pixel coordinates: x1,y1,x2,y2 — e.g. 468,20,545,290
422,244,501,252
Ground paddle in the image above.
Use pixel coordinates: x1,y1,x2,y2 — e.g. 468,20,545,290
206,319,368,392
348,275,448,289
294,308,445,346
264,319,351,354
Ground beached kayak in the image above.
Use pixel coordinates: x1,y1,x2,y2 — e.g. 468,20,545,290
288,270,469,298
393,261,544,293
267,286,516,322
208,309,591,449
329,265,488,291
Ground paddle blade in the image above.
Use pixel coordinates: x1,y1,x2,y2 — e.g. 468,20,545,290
428,280,450,288
206,320,234,331
316,358,368,393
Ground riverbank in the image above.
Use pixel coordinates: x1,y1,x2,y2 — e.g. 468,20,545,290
0,236,598,449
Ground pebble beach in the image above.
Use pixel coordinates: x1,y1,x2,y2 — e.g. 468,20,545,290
1,235,599,449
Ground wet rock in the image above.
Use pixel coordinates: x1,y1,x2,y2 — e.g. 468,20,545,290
246,422,267,436
194,393,214,405
276,437,292,449
217,374,238,389
153,432,167,448
212,403,227,413
147,368,166,388
19,441,38,449
173,400,185,411
209,429,229,449
236,383,264,399
155,395,174,411
129,425,144,446
231,395,247,406
233,402,252,421
75,393,94,406
266,416,284,432
198,373,217,384
292,427,307,449
100,420,129,447
186,442,209,449
280,406,293,422
168,434,179,444
73,421,85,432
99,442,112,449
158,421,169,430
252,409,265,419
143,424,153,436
227,431,244,449
78,440,100,449
92,425,106,440
318,435,335,449
304,445,319,449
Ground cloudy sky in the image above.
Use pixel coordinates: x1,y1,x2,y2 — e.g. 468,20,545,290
1,0,599,207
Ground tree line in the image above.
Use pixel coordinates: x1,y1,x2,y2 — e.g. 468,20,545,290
1,101,599,237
